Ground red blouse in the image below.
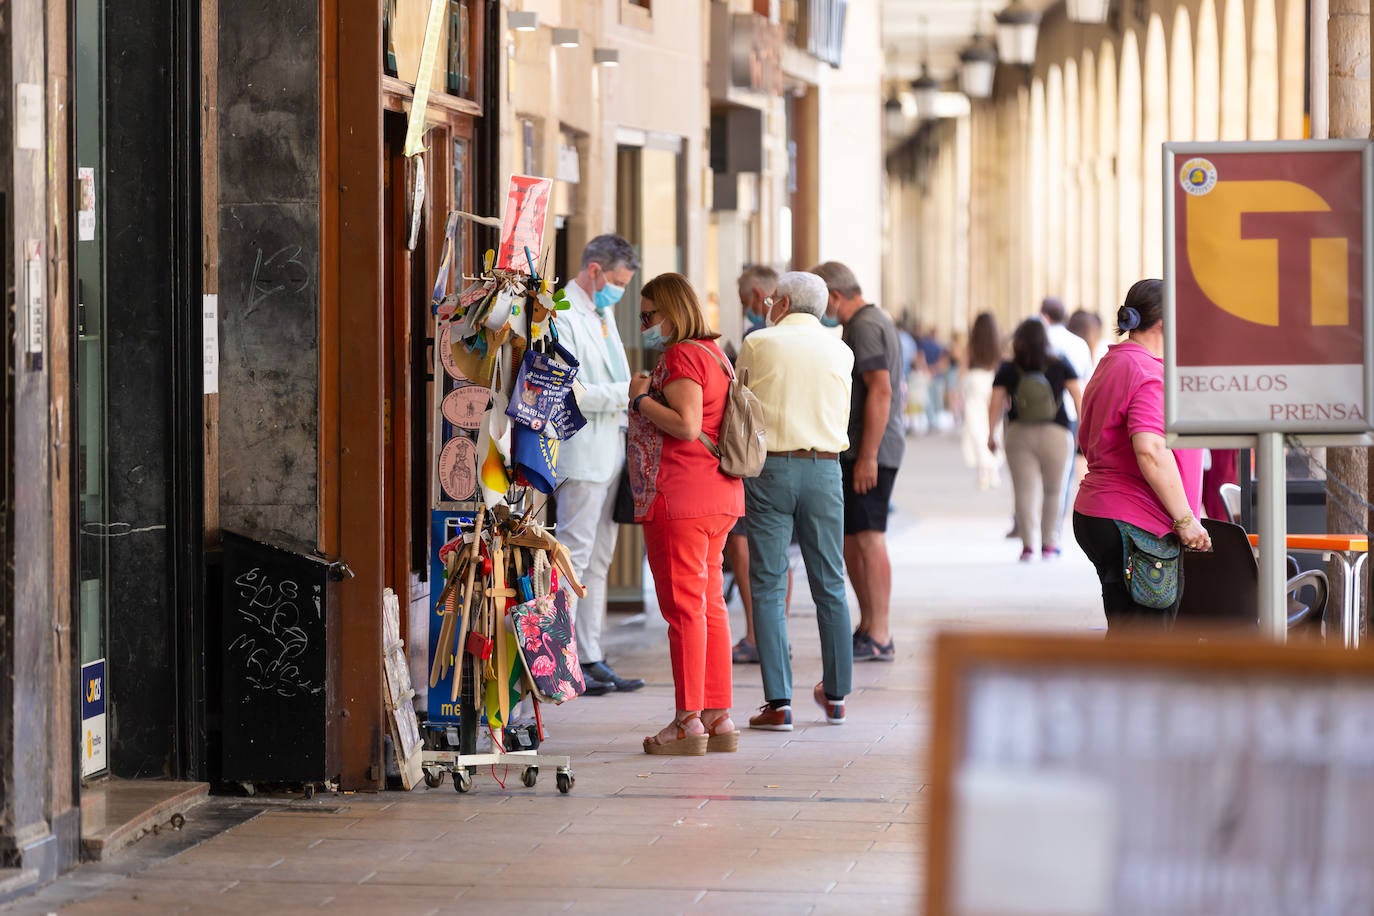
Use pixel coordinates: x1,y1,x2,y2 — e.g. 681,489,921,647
627,339,745,522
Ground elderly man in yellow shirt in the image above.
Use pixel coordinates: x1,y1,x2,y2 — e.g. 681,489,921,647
736,271,855,731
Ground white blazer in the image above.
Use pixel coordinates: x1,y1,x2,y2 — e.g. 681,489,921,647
554,281,630,483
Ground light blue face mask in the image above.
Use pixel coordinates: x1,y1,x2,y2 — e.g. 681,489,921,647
745,310,764,330
821,315,840,328
594,280,625,310
641,323,667,350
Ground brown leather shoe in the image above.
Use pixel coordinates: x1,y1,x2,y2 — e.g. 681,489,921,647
747,704,793,732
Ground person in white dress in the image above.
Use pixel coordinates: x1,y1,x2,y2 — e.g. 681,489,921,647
960,312,1004,490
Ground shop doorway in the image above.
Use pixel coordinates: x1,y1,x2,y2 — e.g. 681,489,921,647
73,0,110,781
71,0,205,786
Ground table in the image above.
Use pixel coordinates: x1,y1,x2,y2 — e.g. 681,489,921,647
1246,533,1369,646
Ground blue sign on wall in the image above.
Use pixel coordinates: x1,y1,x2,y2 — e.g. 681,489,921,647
81,659,107,776
428,509,475,724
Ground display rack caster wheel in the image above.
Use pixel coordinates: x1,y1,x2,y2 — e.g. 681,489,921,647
556,771,574,794
454,768,473,793
423,768,444,789
521,766,538,788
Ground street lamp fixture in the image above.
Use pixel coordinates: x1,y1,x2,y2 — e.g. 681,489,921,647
1066,0,1111,23
994,0,1041,66
508,11,539,32
911,67,941,120
958,36,998,99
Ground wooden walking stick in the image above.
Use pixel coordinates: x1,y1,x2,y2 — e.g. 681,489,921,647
449,507,486,703
486,538,518,727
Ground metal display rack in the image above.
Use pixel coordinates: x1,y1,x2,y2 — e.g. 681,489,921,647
419,196,585,795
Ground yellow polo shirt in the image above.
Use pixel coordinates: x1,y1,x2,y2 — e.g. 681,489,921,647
736,313,853,454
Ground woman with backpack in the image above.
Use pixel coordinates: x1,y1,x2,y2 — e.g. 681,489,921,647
627,273,744,755
988,318,1083,562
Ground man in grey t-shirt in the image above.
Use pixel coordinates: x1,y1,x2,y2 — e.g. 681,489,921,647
811,261,905,663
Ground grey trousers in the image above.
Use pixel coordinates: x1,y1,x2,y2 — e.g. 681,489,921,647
1004,421,1074,551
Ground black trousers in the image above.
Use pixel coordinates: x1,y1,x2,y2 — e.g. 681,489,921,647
1072,511,1176,631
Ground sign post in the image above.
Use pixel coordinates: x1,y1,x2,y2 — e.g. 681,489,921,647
1163,140,1374,639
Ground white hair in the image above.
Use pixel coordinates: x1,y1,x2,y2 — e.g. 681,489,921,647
776,271,827,318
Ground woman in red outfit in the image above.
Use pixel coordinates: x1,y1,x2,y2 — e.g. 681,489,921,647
627,273,745,755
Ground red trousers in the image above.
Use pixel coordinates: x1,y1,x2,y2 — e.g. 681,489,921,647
643,512,736,711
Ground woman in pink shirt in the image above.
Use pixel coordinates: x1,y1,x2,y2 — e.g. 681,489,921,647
1073,279,1210,629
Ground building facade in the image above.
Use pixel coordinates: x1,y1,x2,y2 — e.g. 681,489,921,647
0,0,884,897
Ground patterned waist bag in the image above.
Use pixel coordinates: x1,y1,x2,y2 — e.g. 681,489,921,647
1114,520,1183,611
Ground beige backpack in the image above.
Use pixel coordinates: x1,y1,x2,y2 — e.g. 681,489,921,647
686,340,767,479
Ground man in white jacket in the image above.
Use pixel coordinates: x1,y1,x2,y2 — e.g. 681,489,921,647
556,234,644,695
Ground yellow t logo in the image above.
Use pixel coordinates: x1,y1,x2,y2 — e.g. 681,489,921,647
1187,180,1350,327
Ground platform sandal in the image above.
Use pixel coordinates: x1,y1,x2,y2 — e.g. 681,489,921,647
703,711,739,753
643,712,708,756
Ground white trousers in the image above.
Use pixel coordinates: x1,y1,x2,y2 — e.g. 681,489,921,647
555,475,621,665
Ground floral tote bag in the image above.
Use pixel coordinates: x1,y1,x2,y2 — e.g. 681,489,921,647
507,590,585,704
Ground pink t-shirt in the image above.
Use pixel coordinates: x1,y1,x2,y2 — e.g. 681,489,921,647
1074,341,1203,536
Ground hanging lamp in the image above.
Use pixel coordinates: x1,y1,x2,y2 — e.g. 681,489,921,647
958,35,998,99
1066,0,1111,24
994,0,1041,66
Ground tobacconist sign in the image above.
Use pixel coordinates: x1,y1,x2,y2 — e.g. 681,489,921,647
1163,141,1374,436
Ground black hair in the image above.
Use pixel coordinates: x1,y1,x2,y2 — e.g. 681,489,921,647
1117,279,1163,335
1011,318,1051,372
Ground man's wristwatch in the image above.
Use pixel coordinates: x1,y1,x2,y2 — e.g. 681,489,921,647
632,393,651,414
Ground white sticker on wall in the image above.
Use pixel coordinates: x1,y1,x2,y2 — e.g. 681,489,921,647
16,83,43,151
78,167,96,241
203,294,219,394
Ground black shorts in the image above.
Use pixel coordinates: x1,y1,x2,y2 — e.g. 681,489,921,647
841,463,898,535
729,515,748,538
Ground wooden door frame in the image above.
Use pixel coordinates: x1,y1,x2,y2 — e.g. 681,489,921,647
322,2,385,791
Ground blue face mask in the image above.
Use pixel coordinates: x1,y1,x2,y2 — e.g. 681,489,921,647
594,280,625,310
641,323,667,350
745,310,764,330
821,315,840,328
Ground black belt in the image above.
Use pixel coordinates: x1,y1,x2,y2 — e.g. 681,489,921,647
767,449,839,460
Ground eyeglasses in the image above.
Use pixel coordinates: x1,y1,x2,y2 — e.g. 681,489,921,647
639,310,658,329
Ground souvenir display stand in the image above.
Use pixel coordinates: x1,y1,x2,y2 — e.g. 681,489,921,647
419,200,588,794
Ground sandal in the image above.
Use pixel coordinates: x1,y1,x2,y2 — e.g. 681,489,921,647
643,712,708,756
703,711,739,753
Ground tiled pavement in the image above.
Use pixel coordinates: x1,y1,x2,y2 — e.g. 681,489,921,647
9,432,1105,915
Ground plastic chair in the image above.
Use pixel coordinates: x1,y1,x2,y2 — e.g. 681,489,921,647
1176,519,1329,633
1218,482,1242,525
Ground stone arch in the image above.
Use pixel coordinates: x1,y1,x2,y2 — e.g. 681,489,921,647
1170,7,1195,141
1142,16,1169,276
1118,31,1143,292
1080,49,1099,309
1219,0,1248,139
1249,0,1280,137
1063,58,1081,308
1277,0,1306,137
1195,0,1220,141
1097,42,1118,313
1046,64,1065,297
1030,76,1048,307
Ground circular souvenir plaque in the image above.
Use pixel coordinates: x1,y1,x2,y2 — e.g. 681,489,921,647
439,326,465,381
442,386,490,430
438,436,477,501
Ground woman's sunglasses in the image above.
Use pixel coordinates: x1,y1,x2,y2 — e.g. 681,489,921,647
639,310,658,329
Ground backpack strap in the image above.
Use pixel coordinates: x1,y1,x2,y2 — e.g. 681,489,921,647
685,339,736,381
683,339,729,458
